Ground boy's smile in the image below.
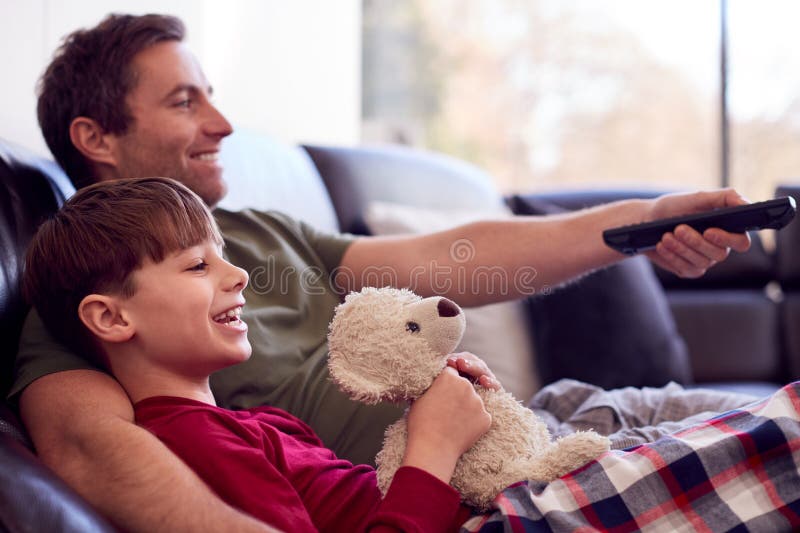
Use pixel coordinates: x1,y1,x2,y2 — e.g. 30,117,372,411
118,239,251,380
212,305,245,330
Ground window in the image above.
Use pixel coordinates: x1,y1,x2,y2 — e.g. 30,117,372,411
362,0,800,201
728,0,800,202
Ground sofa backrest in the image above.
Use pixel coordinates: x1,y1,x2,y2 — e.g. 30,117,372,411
775,185,800,289
0,139,74,399
509,187,794,391
775,185,800,379
304,143,504,234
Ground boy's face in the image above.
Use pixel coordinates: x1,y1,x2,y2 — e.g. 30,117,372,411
108,41,233,206
121,239,251,377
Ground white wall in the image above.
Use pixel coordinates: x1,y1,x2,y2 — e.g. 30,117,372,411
0,0,361,156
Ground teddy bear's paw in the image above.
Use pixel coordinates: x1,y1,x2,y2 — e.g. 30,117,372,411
375,419,408,496
527,431,610,481
452,471,515,512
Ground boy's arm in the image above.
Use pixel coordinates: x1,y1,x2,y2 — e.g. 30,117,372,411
19,370,279,533
360,368,490,532
401,367,492,484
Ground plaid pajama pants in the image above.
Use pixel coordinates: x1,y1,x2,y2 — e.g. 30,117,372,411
462,381,800,532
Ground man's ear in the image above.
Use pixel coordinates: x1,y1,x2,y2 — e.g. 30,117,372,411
69,117,118,168
78,294,134,343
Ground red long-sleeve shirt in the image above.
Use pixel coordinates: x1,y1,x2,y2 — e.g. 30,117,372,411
134,396,472,532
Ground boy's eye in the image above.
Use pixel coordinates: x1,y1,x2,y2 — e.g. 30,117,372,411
187,261,208,272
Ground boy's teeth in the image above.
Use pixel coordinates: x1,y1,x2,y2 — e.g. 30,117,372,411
214,307,242,322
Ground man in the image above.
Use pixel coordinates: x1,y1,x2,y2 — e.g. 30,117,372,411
16,13,752,533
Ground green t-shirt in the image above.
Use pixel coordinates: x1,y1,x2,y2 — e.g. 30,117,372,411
11,208,404,466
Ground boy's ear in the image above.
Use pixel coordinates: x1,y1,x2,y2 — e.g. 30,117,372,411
78,294,134,343
69,117,118,169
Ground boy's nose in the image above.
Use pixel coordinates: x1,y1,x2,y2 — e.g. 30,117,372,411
225,264,249,292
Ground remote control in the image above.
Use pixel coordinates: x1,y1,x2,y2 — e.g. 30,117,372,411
603,196,797,255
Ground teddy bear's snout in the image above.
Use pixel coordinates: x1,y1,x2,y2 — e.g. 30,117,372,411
437,298,461,318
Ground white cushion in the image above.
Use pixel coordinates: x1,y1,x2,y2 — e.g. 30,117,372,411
365,201,540,401
217,129,340,233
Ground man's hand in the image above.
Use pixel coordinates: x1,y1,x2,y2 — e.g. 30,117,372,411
645,189,752,278
401,367,491,484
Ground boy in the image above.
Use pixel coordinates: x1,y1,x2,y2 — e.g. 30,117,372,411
23,176,496,532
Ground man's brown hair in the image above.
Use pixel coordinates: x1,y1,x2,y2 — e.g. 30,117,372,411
23,177,222,366
37,14,185,189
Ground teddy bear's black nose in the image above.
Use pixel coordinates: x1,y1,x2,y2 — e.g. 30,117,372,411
437,298,460,318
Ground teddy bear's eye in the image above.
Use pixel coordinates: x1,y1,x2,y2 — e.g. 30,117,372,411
405,321,420,333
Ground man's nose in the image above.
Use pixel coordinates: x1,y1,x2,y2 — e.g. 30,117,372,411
204,102,233,139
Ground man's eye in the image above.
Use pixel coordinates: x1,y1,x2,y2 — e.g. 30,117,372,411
175,99,192,108
187,261,208,272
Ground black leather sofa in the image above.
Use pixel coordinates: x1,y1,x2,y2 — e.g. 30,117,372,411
0,140,115,531
1,134,798,530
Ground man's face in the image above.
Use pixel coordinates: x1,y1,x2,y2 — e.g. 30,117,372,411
109,41,233,206
120,239,252,379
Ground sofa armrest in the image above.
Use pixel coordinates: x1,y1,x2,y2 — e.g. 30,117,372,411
0,407,115,532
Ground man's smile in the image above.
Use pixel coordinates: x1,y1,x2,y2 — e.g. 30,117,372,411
190,150,220,162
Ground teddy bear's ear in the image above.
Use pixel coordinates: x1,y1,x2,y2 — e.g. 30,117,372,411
328,350,392,404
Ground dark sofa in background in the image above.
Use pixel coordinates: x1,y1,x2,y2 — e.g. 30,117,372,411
1,131,798,530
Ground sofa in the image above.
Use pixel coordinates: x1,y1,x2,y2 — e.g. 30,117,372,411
1,130,798,531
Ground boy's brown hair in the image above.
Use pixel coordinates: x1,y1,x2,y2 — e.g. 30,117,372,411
23,177,222,366
37,13,185,188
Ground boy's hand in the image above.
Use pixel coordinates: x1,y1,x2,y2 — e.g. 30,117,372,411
401,367,492,484
645,189,752,278
447,352,502,391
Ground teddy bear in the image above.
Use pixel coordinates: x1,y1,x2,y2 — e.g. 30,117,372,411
327,286,611,510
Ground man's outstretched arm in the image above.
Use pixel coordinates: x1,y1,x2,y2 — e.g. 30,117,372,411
19,370,280,533
338,189,751,306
